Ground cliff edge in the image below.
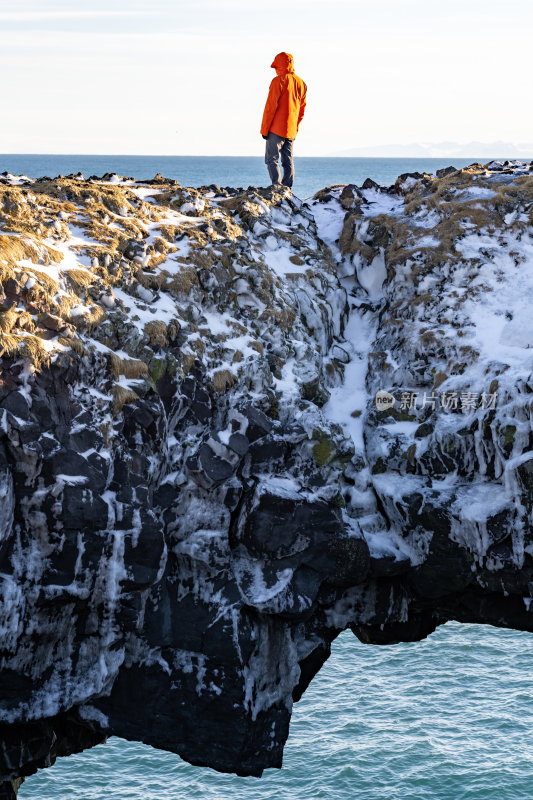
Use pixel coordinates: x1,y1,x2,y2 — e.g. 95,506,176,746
0,160,532,789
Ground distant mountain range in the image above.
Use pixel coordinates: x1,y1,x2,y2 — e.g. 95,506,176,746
327,141,533,158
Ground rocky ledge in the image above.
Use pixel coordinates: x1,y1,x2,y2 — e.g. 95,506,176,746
0,160,533,792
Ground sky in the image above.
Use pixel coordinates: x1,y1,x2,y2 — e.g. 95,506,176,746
1,0,531,156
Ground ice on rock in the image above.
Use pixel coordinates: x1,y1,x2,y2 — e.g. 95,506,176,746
355,248,387,299
2,163,533,784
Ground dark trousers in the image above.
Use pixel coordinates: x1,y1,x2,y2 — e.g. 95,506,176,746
265,132,294,187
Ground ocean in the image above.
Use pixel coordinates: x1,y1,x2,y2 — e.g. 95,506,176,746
9,154,533,800
22,625,533,800
0,154,492,199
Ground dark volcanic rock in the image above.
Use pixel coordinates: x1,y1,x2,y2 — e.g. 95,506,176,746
1,163,533,790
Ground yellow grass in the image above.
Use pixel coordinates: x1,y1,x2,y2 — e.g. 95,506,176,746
144,320,168,347
15,311,35,333
112,384,139,414
58,335,86,355
0,331,21,357
24,266,59,295
109,354,149,380
259,306,296,330
168,268,199,295
212,369,238,392
0,308,18,333
156,225,178,242
69,305,106,331
136,270,168,290
22,335,51,368
43,245,65,264
0,331,50,367
180,352,196,373
66,268,97,295
0,235,39,268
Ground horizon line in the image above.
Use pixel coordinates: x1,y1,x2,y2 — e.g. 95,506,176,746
1,152,532,160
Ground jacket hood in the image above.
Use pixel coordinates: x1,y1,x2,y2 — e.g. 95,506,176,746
270,52,294,73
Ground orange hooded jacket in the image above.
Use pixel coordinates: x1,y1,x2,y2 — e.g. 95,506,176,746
260,52,307,140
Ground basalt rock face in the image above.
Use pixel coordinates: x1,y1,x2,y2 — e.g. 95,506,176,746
0,161,533,783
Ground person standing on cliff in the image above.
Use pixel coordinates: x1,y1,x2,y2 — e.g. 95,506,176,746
260,52,307,189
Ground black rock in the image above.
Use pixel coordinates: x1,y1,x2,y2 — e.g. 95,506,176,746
436,165,458,178
239,404,273,442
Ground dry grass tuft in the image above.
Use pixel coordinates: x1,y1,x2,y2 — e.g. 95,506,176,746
187,247,217,270
180,352,196,373
167,268,199,296
43,245,64,264
21,335,51,368
83,220,119,248
146,252,169,269
69,305,106,331
54,295,77,318
212,368,238,392
152,236,175,255
144,320,168,347
0,235,39,268
0,331,21,358
136,270,168,290
14,311,35,333
0,261,15,282
284,271,309,282
66,268,97,295
259,306,296,330
109,354,149,379
25,266,60,295
190,338,206,356
58,335,86,355
156,225,178,242
112,384,139,414
289,255,305,266
0,332,51,368
32,179,138,219
0,308,18,333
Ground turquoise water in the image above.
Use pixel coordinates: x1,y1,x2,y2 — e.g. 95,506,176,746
22,624,533,800
0,154,488,199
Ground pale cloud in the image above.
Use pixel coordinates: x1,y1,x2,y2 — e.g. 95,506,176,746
0,0,530,156
0,10,145,21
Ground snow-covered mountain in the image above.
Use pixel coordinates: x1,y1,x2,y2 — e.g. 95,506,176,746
328,141,533,158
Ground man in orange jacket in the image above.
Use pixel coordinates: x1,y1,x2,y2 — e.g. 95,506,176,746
260,52,307,189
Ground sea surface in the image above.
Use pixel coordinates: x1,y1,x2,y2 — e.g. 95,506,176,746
10,154,533,799
0,154,495,199
22,624,533,800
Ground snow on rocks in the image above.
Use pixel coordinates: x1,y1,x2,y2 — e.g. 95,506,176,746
1,161,533,786
310,160,533,596
0,173,359,782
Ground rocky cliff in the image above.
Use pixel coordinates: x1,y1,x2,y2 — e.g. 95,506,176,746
0,160,532,791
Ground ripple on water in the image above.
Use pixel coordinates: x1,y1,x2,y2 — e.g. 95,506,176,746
21,622,533,800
